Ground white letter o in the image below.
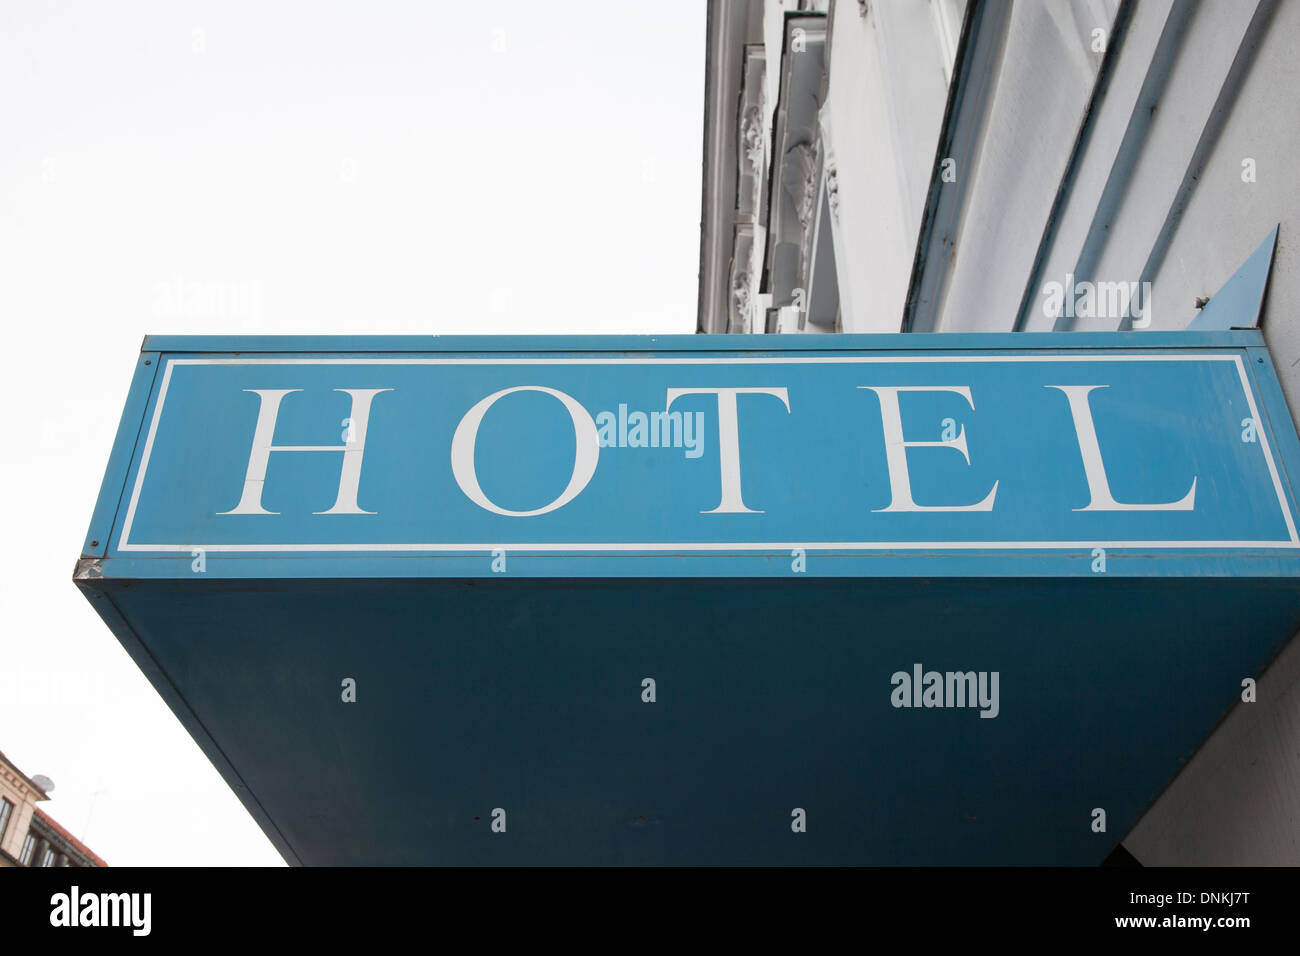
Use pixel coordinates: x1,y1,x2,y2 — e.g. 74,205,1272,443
451,386,599,516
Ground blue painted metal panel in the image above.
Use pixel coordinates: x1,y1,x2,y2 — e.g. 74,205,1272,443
96,333,1300,579
80,352,159,559
74,333,1300,865
1186,225,1279,331
138,330,1263,352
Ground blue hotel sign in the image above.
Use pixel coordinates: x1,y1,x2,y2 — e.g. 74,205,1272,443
101,333,1298,576
76,333,1300,865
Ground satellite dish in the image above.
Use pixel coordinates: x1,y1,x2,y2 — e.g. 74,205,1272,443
32,774,54,794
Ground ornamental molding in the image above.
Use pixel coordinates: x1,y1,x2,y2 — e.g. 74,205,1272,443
742,105,766,176
825,161,840,224
791,141,820,232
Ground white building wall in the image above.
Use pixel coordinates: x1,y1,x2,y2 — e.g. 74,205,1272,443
819,0,957,331
1153,2,1300,354
998,0,1293,338
1077,1,1264,331
1018,0,1176,332
932,0,1119,332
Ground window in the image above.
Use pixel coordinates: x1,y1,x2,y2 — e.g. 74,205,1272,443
19,833,35,865
40,847,55,868
0,797,12,842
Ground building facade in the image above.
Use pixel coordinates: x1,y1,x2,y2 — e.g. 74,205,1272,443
0,749,106,868
697,0,1300,864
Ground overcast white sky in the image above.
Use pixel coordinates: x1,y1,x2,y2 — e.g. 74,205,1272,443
0,0,704,865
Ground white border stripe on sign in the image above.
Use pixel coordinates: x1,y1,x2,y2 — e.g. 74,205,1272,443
115,354,1300,553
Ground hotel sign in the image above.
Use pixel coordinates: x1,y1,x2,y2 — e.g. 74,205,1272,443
75,333,1300,866
91,333,1300,577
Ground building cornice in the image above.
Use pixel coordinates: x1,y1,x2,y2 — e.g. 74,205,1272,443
0,751,50,803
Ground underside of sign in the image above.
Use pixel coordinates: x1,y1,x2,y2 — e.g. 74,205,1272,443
75,333,1300,864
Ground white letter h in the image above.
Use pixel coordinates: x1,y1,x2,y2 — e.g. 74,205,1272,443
219,388,391,515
